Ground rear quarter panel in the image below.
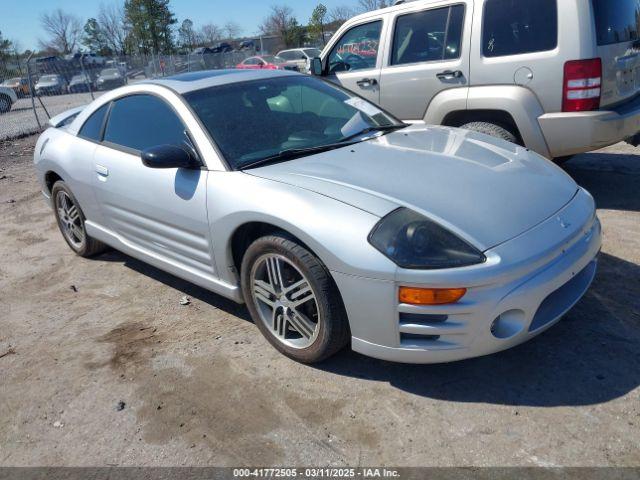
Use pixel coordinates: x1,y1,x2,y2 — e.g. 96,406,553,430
34,128,104,225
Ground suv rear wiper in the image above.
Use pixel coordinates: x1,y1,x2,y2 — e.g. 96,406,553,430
240,125,406,170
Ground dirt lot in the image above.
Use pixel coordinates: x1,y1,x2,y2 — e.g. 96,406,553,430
0,135,639,467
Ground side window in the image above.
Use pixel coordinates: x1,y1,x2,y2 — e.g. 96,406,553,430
328,21,382,73
482,0,557,57
78,104,109,142
103,94,187,152
391,5,465,66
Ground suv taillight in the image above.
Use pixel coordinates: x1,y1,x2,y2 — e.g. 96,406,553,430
562,58,602,112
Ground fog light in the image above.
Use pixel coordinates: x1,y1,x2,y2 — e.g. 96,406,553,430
399,287,466,305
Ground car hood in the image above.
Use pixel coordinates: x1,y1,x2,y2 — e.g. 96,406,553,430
99,73,121,80
247,125,578,251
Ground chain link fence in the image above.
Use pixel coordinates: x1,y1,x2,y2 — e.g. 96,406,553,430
0,49,257,141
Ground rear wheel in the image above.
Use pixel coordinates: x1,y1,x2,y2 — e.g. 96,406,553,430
241,234,350,363
459,121,518,144
51,181,107,257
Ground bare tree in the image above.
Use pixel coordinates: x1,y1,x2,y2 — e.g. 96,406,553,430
329,5,357,24
224,21,242,40
98,2,128,55
200,23,223,45
39,9,82,54
358,0,387,12
259,5,303,48
259,5,294,35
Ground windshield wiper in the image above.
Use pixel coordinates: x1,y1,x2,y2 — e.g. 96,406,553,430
240,124,406,170
338,124,406,143
240,140,361,169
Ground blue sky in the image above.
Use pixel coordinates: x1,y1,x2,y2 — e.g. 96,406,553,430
2,0,357,51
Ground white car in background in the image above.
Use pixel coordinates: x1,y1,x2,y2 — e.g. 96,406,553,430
0,86,18,114
276,48,323,73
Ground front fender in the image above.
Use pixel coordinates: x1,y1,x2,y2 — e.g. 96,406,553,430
206,171,398,287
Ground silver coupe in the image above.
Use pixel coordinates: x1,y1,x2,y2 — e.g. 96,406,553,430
34,70,601,363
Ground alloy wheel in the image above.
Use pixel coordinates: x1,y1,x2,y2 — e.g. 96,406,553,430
250,254,320,349
55,190,85,249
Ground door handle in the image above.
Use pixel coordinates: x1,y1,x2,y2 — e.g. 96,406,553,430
356,78,378,88
95,164,109,177
436,70,463,80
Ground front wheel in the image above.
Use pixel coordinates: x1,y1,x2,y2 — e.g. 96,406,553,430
51,181,107,257
241,234,350,363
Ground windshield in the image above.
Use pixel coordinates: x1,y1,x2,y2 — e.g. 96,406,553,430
71,75,87,82
40,75,59,82
304,48,321,57
2,78,20,84
184,75,403,169
261,55,284,64
592,0,640,46
101,69,119,75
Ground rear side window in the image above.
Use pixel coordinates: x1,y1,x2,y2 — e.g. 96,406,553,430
482,0,558,57
592,0,640,46
103,94,186,152
391,5,465,65
78,104,109,142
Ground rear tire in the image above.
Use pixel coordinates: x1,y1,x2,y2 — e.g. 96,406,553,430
459,121,518,144
51,181,108,257
241,234,350,363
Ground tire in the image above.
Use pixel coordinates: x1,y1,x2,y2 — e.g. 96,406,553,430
241,234,350,363
0,95,11,113
51,181,108,257
553,155,574,165
459,121,518,144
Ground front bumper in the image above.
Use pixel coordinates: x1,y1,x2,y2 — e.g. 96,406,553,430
538,95,640,157
332,189,601,364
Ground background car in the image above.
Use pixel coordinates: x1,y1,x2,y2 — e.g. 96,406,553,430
96,68,126,90
68,73,96,93
0,85,18,113
276,48,322,73
236,55,297,71
1,77,30,98
34,74,67,96
312,0,640,161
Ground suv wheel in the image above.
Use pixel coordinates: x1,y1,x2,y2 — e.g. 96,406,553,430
51,181,108,257
241,234,350,363
459,121,518,144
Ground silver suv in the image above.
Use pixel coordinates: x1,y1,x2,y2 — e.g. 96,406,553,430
312,0,640,160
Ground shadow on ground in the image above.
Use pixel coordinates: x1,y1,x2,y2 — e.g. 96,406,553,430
89,149,640,408
564,152,640,211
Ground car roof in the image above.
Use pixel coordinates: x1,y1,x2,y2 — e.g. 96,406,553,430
144,69,299,94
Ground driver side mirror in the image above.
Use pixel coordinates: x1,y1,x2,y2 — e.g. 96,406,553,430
141,144,200,169
310,57,323,76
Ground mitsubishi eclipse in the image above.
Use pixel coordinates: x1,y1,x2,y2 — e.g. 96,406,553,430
34,69,601,363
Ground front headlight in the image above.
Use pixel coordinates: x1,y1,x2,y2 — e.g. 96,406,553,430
368,208,486,269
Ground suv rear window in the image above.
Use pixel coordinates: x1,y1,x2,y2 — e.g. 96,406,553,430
482,0,558,57
592,0,640,46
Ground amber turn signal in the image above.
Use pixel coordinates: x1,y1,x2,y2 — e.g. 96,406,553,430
398,286,467,306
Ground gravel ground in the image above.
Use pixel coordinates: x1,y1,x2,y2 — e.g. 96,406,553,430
0,135,638,467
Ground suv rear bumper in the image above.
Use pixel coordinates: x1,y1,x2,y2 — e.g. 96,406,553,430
538,96,640,157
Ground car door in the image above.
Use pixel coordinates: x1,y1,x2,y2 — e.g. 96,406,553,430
92,93,217,278
325,19,386,105
379,1,471,121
